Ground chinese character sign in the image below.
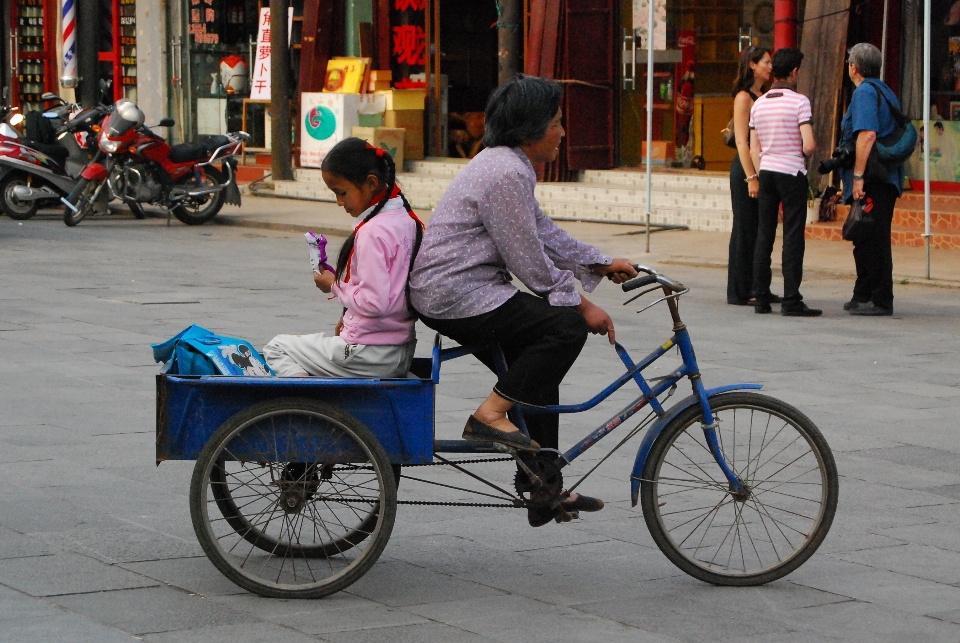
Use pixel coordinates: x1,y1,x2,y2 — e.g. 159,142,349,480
250,7,294,101
633,0,666,50
390,0,426,88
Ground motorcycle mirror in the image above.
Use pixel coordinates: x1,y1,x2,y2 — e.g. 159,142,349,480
60,75,79,89
157,118,175,127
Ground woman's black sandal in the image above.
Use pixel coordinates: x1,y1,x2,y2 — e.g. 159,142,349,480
462,416,540,451
527,494,604,527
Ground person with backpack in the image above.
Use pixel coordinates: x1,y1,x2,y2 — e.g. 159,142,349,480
840,43,905,316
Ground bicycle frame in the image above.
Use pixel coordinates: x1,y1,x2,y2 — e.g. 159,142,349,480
436,290,761,506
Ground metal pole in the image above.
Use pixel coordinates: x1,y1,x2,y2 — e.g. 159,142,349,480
924,0,931,278
880,0,889,80
645,0,654,253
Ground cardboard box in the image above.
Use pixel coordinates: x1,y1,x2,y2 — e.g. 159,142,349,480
351,126,405,167
641,140,675,164
367,79,392,92
376,89,426,111
384,109,424,159
368,70,392,82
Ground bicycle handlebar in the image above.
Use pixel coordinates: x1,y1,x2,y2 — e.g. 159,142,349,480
621,265,686,294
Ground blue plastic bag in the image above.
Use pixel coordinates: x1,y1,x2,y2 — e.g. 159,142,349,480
152,324,274,376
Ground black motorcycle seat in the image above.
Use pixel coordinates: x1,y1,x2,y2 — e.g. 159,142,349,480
20,138,69,162
169,136,233,164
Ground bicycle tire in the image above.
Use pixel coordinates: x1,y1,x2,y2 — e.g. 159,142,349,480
190,398,397,598
641,391,837,586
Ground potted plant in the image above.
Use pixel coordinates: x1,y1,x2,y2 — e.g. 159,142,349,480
806,180,821,225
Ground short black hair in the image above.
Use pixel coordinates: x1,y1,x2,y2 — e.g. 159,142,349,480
483,75,563,148
771,48,804,80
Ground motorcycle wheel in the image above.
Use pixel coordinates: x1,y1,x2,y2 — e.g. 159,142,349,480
170,166,227,226
62,178,98,227
127,201,147,219
0,174,40,220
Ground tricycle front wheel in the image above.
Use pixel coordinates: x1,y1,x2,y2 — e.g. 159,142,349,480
641,392,838,586
189,398,397,598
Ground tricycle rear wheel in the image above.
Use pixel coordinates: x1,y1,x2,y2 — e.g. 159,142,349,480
190,398,397,598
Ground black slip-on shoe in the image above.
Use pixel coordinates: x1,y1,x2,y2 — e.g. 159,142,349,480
842,299,863,311
564,494,604,513
767,293,783,304
755,302,772,314
463,416,540,451
849,302,893,316
781,302,822,317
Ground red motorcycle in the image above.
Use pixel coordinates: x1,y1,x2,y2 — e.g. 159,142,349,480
63,99,248,226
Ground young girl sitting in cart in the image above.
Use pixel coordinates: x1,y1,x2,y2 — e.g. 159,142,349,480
264,138,424,378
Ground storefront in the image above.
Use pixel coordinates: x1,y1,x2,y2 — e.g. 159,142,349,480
619,0,777,170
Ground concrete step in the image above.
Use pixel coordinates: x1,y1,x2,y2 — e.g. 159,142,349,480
805,221,960,248
898,191,960,213
892,208,960,229
278,169,734,231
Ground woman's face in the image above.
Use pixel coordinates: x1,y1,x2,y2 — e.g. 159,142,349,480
522,109,565,164
751,53,773,83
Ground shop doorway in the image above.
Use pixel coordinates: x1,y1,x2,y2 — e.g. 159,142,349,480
439,0,498,158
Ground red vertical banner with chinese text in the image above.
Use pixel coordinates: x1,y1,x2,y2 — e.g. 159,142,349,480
390,0,426,88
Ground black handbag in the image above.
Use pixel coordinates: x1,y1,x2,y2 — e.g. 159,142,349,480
842,197,874,242
722,118,738,149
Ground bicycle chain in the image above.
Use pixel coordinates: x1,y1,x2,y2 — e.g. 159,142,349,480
339,457,522,509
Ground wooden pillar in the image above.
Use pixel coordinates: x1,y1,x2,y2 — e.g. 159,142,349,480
271,0,293,180
497,0,522,84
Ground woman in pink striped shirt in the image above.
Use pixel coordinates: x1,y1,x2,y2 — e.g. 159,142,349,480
264,138,424,378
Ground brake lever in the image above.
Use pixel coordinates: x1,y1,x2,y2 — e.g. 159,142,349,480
622,285,661,306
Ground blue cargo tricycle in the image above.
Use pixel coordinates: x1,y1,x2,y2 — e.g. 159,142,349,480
156,266,838,598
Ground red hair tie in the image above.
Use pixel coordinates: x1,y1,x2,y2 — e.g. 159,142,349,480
365,142,385,157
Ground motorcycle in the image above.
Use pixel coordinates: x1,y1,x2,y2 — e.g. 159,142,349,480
0,90,111,220
63,98,248,227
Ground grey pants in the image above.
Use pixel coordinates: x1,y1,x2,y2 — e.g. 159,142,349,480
263,333,416,378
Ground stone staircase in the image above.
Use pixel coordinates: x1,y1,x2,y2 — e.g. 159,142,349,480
274,159,736,232
805,192,960,249
274,159,960,247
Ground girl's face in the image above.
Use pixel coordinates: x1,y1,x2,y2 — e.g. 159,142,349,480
751,53,773,83
322,171,381,218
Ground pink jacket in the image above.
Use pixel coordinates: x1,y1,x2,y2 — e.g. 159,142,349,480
331,198,418,345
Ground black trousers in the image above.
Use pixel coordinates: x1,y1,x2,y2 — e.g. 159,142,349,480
727,155,760,303
417,292,588,450
754,170,809,304
852,182,898,310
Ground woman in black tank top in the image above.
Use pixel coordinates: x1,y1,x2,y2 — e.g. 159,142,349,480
727,47,772,305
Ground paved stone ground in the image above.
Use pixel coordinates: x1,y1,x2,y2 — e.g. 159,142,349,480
1,210,960,643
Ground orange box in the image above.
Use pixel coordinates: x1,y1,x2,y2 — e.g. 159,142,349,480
641,140,675,163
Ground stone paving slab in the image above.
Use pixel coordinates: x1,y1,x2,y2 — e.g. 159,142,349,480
2,215,960,641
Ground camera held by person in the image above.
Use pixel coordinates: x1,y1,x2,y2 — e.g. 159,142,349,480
817,143,855,174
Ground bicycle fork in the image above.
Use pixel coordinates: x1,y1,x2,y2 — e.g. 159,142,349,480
667,292,747,498
675,329,747,497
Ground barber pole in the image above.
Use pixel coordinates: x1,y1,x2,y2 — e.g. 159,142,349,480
62,0,77,78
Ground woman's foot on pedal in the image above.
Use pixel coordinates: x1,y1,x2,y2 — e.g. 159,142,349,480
463,416,540,451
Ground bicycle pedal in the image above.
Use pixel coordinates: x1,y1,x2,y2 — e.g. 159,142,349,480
555,508,578,523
